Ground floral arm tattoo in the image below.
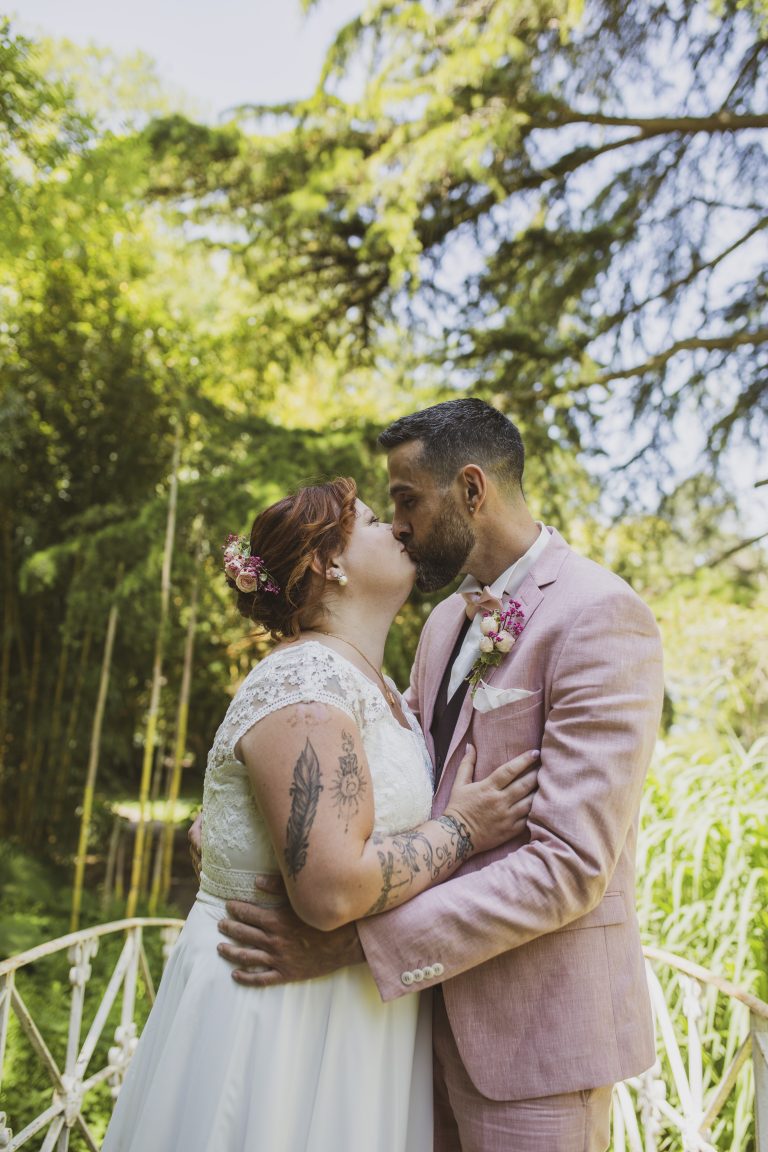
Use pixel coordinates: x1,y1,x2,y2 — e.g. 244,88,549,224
364,814,474,916
283,731,473,911
284,739,324,879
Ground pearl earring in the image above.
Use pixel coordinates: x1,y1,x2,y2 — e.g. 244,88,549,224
335,571,348,587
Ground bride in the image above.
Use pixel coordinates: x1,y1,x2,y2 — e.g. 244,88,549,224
101,477,538,1152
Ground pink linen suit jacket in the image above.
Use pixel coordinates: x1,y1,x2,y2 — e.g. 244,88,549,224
357,527,664,1101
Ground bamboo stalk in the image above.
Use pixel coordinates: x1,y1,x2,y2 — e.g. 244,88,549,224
139,741,166,899
0,511,13,809
126,422,181,917
101,814,122,917
70,583,120,932
151,522,203,913
50,626,93,831
43,556,81,841
43,632,70,833
18,601,43,828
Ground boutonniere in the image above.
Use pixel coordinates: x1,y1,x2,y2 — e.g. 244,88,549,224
467,599,526,696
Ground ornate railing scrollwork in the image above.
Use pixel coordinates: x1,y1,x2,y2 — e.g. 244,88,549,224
1,929,766,1149
0,918,183,1151
613,946,768,1151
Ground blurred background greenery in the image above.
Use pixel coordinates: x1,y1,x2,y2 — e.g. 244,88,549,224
0,0,766,1144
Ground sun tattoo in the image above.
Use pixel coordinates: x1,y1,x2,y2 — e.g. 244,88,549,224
329,730,367,832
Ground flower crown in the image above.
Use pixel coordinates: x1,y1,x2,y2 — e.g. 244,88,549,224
223,535,280,595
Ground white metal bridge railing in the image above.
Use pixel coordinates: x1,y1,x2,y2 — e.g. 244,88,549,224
0,926,766,1150
0,919,183,1152
616,946,768,1152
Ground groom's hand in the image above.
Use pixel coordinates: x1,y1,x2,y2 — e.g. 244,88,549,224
217,876,365,987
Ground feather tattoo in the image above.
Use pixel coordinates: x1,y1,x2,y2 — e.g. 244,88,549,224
284,739,324,879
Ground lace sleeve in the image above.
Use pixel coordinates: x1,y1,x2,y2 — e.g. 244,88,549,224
218,641,387,763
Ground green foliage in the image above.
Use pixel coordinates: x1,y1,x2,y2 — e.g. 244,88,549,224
639,739,768,994
637,737,768,1149
142,1,767,493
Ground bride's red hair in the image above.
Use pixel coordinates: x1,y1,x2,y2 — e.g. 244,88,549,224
229,477,358,640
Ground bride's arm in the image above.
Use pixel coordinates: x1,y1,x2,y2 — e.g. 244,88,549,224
239,702,538,932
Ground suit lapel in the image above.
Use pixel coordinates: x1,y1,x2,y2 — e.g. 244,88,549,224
422,597,469,753
432,527,571,803
433,685,476,805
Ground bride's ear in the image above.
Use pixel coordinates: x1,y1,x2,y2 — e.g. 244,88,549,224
307,551,326,578
308,553,345,585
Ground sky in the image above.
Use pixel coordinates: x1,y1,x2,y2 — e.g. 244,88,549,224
10,0,366,119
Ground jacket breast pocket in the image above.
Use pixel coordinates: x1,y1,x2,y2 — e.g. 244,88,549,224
481,681,545,737
478,687,543,722
471,689,545,778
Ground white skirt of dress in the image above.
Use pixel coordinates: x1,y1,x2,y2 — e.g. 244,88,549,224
102,892,433,1152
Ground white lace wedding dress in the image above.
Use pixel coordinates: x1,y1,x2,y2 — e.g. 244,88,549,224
102,642,435,1152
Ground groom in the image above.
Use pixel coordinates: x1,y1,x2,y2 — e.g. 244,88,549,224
214,399,664,1151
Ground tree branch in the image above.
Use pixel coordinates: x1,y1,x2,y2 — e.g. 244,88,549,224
704,531,768,569
541,109,768,134
595,327,768,383
597,217,768,329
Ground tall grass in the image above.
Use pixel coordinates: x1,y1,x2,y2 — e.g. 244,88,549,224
636,736,768,1150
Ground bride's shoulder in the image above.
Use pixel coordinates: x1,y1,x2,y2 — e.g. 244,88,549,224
252,640,344,676
236,641,362,705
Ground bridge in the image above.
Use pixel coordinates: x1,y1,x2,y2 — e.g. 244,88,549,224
1,922,766,1150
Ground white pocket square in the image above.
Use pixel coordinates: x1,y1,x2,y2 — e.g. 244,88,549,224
472,681,534,714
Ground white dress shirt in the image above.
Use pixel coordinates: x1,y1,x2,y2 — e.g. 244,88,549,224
447,523,550,699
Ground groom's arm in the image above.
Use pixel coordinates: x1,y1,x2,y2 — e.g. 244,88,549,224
357,587,664,1000
217,889,366,985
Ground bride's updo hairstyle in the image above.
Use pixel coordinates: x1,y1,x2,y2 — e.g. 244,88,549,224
228,477,358,640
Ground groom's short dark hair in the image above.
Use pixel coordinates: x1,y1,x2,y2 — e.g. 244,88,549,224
378,398,525,492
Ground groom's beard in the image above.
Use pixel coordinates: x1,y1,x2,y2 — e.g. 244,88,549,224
413,500,475,593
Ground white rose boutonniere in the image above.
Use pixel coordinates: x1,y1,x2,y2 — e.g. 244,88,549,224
467,599,526,696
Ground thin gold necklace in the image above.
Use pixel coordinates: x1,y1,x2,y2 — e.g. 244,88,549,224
313,631,397,708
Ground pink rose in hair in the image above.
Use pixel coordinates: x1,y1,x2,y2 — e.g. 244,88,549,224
222,534,280,596
235,567,259,594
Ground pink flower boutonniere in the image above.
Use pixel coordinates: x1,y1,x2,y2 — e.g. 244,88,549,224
467,599,526,696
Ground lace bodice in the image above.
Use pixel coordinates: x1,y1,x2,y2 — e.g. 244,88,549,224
200,642,434,902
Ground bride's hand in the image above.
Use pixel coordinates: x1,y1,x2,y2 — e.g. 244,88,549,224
443,745,539,854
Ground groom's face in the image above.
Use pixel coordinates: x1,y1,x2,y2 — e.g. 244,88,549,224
387,441,475,593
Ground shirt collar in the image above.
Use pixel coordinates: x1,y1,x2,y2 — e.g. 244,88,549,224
457,522,550,600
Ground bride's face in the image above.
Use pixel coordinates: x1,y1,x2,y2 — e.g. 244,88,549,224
335,500,416,599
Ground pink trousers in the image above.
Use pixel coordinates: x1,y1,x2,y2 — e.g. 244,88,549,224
433,990,613,1152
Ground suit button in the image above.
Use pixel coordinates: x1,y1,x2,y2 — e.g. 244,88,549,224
412,968,424,982
401,971,415,986
422,965,434,979
432,963,444,976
